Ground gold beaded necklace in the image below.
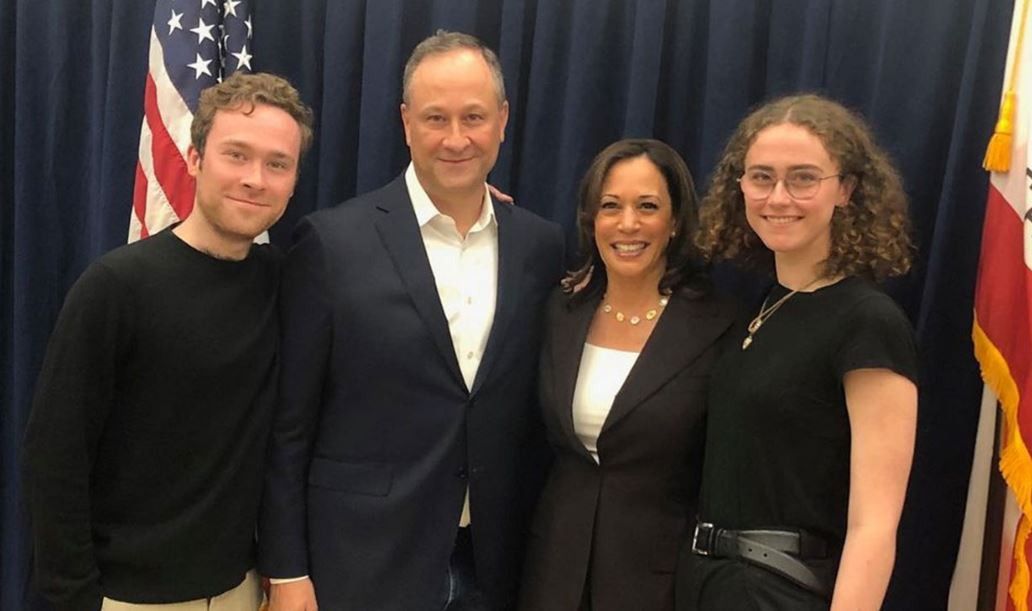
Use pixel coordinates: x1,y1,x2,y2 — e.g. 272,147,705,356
601,294,670,326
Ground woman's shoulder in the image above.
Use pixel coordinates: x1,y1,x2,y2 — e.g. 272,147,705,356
671,284,746,323
828,277,911,326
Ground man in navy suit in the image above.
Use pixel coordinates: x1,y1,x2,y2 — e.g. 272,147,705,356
259,31,565,611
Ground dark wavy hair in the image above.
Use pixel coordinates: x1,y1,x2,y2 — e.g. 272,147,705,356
696,94,912,280
565,138,710,304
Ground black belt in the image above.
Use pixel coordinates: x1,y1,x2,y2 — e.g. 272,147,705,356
691,522,831,597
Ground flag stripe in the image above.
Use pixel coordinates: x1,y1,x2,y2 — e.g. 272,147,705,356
137,113,184,237
149,28,193,159
143,73,195,220
132,161,150,240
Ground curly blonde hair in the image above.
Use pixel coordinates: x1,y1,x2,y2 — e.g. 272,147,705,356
696,94,912,280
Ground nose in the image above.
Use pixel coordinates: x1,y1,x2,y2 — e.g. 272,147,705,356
767,178,792,205
442,120,470,151
617,207,639,232
240,160,266,190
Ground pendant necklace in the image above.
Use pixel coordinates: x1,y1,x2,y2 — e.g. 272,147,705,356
741,277,822,350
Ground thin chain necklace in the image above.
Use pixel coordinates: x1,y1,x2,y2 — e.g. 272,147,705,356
602,293,670,326
741,277,822,350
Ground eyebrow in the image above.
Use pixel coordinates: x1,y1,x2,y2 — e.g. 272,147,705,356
745,163,824,172
600,192,663,199
219,140,295,161
420,102,490,113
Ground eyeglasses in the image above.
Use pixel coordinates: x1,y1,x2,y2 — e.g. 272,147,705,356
737,170,842,200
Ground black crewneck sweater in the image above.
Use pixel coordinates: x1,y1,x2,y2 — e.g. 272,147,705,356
23,228,281,611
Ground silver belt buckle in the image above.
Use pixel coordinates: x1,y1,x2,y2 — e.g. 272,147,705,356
692,522,714,556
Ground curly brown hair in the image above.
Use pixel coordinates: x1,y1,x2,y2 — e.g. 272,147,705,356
191,72,314,162
566,139,710,304
696,94,912,280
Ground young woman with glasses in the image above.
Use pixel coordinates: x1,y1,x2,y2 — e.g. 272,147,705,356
676,94,918,611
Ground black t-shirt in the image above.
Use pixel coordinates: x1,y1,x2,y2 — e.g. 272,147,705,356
697,276,918,545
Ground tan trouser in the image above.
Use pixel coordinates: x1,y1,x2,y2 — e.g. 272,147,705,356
101,570,262,611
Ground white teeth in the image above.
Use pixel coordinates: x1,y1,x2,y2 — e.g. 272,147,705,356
613,243,646,252
765,216,800,225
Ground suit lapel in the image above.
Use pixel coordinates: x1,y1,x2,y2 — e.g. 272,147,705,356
470,200,520,397
373,176,465,390
601,293,733,433
551,293,600,462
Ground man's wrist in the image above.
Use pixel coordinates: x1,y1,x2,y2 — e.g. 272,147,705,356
269,575,309,584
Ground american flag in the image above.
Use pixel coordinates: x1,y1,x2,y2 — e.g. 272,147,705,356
129,0,254,242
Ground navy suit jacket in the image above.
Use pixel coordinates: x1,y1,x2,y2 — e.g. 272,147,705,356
258,174,564,611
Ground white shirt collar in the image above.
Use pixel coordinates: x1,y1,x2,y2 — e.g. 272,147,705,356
405,163,496,232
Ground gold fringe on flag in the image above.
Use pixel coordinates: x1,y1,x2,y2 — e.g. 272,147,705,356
985,0,1030,173
973,318,1032,610
984,92,1016,172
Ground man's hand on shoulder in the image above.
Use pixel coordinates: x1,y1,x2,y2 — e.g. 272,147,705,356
267,577,318,611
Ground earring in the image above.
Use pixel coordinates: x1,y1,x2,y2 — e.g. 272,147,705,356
670,231,677,238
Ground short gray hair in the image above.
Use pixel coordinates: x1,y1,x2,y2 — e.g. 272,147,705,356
402,30,506,106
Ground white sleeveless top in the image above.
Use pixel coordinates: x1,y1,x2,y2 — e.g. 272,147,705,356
571,343,640,464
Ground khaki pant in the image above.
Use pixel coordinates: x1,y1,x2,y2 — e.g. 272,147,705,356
101,570,262,611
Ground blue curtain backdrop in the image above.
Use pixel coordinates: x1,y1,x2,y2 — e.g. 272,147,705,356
0,0,1013,609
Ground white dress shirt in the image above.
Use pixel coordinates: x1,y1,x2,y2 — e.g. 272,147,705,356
571,343,639,464
407,163,498,527
405,164,498,392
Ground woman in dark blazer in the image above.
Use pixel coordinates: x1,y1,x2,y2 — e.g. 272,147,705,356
518,139,738,611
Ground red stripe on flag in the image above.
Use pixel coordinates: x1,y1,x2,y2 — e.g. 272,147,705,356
143,73,195,220
133,161,150,239
975,183,1032,429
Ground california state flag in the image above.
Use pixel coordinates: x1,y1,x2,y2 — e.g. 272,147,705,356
973,1,1032,609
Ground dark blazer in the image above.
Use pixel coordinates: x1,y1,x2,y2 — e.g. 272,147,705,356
258,175,564,611
518,287,737,611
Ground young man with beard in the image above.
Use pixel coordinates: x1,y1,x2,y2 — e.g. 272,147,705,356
22,72,313,611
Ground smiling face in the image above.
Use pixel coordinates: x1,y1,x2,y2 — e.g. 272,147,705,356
742,122,853,271
185,103,301,253
593,155,675,285
400,48,509,207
